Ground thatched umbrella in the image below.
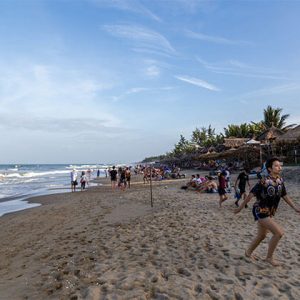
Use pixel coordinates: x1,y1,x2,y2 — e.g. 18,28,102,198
224,137,248,149
276,125,300,143
275,125,300,164
256,125,284,143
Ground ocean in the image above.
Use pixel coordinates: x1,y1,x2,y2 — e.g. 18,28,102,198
0,164,110,217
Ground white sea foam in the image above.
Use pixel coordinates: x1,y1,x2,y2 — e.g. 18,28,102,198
0,199,40,217
1,170,70,178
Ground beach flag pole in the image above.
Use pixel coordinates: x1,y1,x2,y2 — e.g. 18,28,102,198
149,165,153,207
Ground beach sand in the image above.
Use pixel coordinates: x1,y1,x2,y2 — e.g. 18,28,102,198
0,171,300,299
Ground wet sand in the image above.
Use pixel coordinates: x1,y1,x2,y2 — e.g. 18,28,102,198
0,172,300,299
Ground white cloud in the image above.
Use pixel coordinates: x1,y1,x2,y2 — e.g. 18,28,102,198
186,30,253,46
0,62,121,130
196,57,290,80
89,0,162,22
175,75,220,91
103,24,177,55
112,86,175,102
238,83,300,99
145,65,160,77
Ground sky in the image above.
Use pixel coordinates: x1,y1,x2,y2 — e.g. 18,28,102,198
1,0,300,164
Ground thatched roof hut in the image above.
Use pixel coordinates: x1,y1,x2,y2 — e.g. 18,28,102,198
256,125,284,143
276,125,300,143
198,145,259,161
224,137,248,148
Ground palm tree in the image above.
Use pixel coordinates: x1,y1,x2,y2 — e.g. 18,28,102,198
252,106,295,132
224,123,252,138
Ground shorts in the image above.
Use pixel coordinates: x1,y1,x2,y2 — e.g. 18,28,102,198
239,186,246,195
218,188,226,196
239,187,246,195
71,180,78,186
252,205,270,221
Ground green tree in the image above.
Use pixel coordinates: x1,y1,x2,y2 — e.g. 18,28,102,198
191,125,220,147
224,123,253,138
252,105,295,131
173,134,190,156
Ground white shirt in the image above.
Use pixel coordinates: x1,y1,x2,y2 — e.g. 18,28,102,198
71,171,77,181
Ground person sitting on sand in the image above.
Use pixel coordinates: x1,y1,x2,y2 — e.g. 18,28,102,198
188,175,197,188
234,157,300,266
205,176,218,193
196,174,202,186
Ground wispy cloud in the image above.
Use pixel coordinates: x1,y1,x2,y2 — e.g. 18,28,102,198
238,83,300,99
103,24,177,55
196,57,290,80
145,65,160,77
0,114,124,134
112,86,175,102
186,30,253,46
89,0,162,22
175,75,220,91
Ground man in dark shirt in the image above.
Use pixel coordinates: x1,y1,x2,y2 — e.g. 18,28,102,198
110,166,118,189
234,169,250,207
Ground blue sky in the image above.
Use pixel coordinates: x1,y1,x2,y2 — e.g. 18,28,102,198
1,0,300,163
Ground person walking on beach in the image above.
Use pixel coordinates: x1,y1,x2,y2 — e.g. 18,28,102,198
97,169,100,178
225,168,231,192
234,168,251,207
234,157,300,266
80,171,87,191
86,168,92,185
125,167,131,189
218,170,228,207
110,166,118,189
70,169,78,192
119,168,127,191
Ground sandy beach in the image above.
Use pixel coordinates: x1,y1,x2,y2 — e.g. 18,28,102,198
0,171,300,299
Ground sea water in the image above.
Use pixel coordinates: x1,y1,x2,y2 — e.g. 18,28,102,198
0,164,110,217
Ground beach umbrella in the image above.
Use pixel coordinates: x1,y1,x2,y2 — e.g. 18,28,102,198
246,139,261,145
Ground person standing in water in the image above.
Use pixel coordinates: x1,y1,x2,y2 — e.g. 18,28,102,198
110,166,118,189
234,157,300,266
70,169,78,192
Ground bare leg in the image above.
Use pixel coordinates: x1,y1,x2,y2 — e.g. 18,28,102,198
258,217,284,266
246,222,268,260
219,195,227,207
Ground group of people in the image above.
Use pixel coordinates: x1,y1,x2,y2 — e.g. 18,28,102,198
109,166,131,190
70,169,92,192
69,159,300,267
